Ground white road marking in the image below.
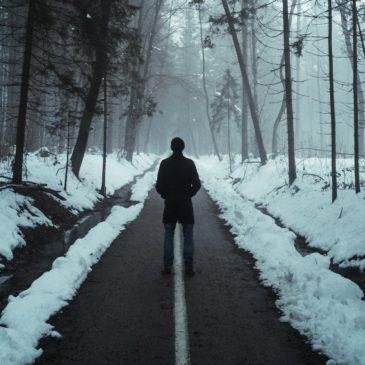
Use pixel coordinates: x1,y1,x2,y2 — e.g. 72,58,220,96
174,224,191,365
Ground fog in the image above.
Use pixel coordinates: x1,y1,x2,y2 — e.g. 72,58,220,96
0,0,364,178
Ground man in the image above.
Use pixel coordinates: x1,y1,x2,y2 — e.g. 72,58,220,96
156,137,201,276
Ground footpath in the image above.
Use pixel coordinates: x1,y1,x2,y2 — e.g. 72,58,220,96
36,189,326,365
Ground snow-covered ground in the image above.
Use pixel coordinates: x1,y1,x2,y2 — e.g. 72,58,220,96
0,151,156,263
197,155,365,365
199,155,365,269
2,152,364,364
0,165,158,365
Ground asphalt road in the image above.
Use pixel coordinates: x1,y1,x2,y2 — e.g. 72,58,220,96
36,189,326,365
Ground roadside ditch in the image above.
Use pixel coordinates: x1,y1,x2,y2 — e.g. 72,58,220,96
254,202,365,296
0,162,157,312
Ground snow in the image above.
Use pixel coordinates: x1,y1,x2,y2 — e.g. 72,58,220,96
0,152,155,263
199,155,365,269
197,155,365,365
1,151,364,364
0,164,157,365
131,170,158,202
0,191,52,260
232,157,365,269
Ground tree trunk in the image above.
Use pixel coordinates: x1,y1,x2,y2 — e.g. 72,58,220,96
339,3,365,157
198,6,221,160
143,116,153,152
271,0,297,157
12,0,35,184
250,5,259,158
101,68,107,196
124,86,139,162
71,1,112,177
355,13,365,156
352,0,360,193
107,104,114,154
71,52,105,176
328,0,337,201
221,0,267,165
227,79,232,172
295,1,301,147
282,0,297,185
125,0,164,162
241,0,249,162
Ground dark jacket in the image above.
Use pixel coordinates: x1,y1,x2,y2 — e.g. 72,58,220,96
156,152,201,224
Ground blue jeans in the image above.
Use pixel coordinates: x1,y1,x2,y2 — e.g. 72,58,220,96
163,223,194,267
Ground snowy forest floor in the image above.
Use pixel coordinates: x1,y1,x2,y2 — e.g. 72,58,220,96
0,153,364,364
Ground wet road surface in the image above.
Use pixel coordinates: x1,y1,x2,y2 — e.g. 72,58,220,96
36,189,327,365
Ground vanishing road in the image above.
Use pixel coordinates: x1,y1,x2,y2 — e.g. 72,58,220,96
36,189,327,365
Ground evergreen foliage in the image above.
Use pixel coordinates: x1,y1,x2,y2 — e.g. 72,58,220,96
210,69,240,133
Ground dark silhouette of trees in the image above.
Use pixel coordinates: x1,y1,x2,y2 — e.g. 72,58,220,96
70,0,113,178
12,0,36,183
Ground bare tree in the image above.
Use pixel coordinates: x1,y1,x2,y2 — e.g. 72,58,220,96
221,0,267,165
241,0,249,161
282,0,296,185
328,0,337,201
197,4,221,161
352,0,360,193
271,0,297,157
338,0,365,157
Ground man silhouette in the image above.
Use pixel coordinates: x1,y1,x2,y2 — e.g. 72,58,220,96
156,137,201,276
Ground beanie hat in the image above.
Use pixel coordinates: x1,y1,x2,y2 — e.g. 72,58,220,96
171,137,185,152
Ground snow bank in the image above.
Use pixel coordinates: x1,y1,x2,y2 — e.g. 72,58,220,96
198,157,365,365
0,166,157,365
199,155,365,269
131,170,157,202
0,152,156,262
26,151,156,211
0,191,52,260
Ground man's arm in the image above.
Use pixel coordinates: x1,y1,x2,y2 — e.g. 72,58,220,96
190,161,201,197
156,161,167,199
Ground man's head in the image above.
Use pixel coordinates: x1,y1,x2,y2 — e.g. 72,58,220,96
170,137,185,153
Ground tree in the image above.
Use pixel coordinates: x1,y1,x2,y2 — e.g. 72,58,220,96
211,69,240,172
197,3,221,161
282,0,297,185
328,0,337,202
337,0,365,157
124,0,163,162
221,0,267,165
241,0,249,161
271,0,297,158
12,0,36,183
352,0,360,193
70,0,113,178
